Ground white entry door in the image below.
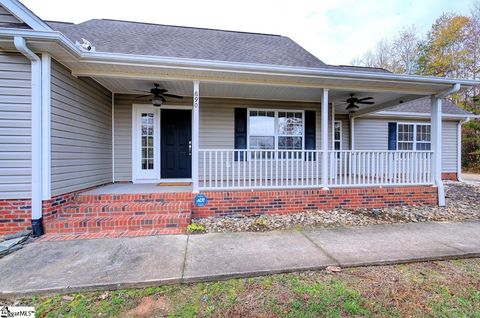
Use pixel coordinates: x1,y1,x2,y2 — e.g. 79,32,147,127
133,105,160,181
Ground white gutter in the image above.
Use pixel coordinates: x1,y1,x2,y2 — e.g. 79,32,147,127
14,36,44,236
432,84,461,207
0,28,479,88
457,118,470,182
435,83,461,98
368,111,477,120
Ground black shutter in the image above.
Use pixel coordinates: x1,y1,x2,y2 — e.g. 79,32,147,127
304,110,316,161
388,122,397,150
234,108,247,161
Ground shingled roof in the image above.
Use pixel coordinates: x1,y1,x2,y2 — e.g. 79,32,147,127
382,97,473,116
47,19,327,68
46,19,391,73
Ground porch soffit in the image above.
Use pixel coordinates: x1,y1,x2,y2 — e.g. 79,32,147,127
69,62,448,96
95,76,424,115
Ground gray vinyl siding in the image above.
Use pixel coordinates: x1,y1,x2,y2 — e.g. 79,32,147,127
51,60,112,196
113,94,135,181
0,6,29,28
353,117,458,172
0,51,31,199
442,121,458,172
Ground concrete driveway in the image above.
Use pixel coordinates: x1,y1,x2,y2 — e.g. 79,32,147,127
0,221,479,296
462,172,480,183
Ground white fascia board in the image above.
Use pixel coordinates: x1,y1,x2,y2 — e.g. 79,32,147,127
0,0,52,31
368,111,478,120
0,28,479,88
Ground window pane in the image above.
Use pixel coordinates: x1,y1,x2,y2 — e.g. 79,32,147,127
278,112,303,135
398,124,414,142
250,136,275,149
416,143,431,151
249,111,274,136
416,125,431,142
398,142,413,150
141,113,154,170
278,136,302,150
334,141,341,150
334,122,341,141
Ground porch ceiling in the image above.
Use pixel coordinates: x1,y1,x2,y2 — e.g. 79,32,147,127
94,76,424,115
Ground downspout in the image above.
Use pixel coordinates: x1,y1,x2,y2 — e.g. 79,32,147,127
349,116,355,150
112,92,115,183
457,118,470,182
432,83,461,206
14,37,44,236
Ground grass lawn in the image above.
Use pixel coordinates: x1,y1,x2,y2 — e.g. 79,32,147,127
5,258,480,317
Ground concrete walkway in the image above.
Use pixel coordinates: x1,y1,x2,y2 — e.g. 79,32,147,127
0,221,479,296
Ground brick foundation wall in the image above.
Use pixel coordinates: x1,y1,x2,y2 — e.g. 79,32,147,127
442,172,458,181
0,199,32,234
1,184,439,235
42,192,78,221
0,183,111,235
193,186,438,218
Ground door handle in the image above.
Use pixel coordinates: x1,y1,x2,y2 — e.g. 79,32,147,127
188,140,192,156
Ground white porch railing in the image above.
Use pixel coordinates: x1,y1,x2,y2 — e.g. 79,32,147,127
198,149,434,190
328,150,434,187
199,150,323,190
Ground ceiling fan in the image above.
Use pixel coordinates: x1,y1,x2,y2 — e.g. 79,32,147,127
136,83,183,107
343,94,375,113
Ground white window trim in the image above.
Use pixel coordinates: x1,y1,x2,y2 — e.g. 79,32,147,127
246,108,305,150
333,120,342,151
396,122,431,151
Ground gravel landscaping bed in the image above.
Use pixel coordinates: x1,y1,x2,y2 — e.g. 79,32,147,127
194,181,480,233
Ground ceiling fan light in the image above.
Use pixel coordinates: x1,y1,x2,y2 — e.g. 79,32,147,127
152,95,163,107
345,103,359,113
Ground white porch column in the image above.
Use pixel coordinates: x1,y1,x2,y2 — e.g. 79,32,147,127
321,88,329,189
192,81,200,193
431,96,445,206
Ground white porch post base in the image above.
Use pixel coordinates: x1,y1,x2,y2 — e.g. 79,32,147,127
431,96,445,206
192,81,200,193
321,88,329,189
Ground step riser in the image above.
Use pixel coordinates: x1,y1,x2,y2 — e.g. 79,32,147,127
61,211,191,218
74,193,194,204
61,205,191,216
45,216,190,234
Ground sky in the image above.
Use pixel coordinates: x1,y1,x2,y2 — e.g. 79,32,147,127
21,0,473,65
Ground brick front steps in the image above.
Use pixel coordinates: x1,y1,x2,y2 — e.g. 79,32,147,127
38,228,184,242
44,193,193,236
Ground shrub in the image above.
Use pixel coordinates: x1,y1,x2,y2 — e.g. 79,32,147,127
186,222,206,234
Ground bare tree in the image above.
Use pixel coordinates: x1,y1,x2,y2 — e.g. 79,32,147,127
468,0,480,99
392,26,421,74
350,39,395,71
374,39,393,70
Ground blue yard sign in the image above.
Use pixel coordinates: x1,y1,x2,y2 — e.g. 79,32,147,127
194,194,208,207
